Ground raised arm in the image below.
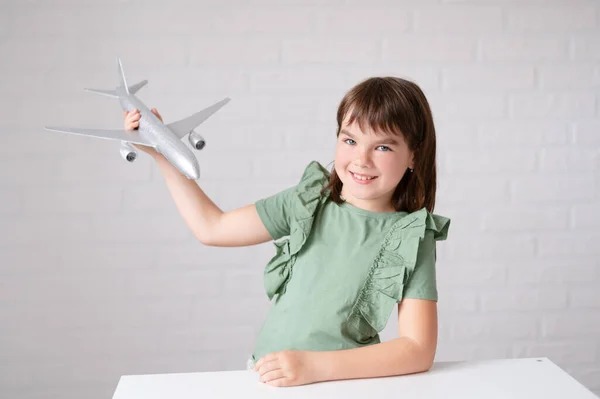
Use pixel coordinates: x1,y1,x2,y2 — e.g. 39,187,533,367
125,108,272,247
155,154,272,247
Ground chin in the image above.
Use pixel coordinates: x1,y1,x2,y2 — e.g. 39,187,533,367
346,189,383,201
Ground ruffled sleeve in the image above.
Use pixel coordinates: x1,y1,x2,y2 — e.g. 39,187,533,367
262,161,330,300
344,208,450,342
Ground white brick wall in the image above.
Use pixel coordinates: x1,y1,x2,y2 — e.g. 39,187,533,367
0,0,598,398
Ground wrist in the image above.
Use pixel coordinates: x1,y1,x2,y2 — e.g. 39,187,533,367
313,350,336,382
153,151,168,163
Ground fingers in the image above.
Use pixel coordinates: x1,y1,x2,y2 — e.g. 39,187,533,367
151,108,163,122
260,369,284,384
265,377,287,387
256,359,279,375
123,108,163,129
124,108,140,130
254,353,278,371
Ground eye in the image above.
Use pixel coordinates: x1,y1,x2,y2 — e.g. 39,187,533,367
376,145,392,152
343,138,356,145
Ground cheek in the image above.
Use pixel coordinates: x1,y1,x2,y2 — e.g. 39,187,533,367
375,153,396,168
377,154,407,179
334,143,352,165
334,147,352,180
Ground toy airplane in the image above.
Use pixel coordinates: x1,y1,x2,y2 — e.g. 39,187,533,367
44,57,230,180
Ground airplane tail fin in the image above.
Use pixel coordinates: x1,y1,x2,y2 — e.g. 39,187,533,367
82,58,147,98
117,58,147,95
117,57,129,95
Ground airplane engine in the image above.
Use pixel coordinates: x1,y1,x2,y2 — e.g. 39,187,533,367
120,141,137,162
188,130,206,151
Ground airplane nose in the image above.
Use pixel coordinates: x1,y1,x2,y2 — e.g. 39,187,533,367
181,158,200,180
189,168,200,180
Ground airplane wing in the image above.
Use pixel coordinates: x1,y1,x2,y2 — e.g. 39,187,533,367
167,97,230,139
44,126,155,147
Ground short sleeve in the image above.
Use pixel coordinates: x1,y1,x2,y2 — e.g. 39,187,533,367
402,229,438,301
255,186,296,241
255,161,331,242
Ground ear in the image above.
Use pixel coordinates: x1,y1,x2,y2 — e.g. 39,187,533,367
408,150,415,170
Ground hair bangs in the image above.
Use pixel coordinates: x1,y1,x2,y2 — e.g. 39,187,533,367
337,79,410,140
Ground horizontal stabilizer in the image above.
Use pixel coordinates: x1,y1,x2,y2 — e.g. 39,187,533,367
84,88,118,98
128,80,148,95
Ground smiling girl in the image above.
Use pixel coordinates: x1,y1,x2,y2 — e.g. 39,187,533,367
124,76,451,387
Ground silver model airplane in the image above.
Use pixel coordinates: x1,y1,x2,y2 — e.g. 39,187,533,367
44,58,230,180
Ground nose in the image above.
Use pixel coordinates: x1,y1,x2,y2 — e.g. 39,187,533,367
354,147,372,169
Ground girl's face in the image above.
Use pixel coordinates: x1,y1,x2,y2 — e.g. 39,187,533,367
334,115,414,213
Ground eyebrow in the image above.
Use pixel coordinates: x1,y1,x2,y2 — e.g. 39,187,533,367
340,129,400,145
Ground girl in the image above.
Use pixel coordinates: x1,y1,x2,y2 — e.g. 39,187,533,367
124,77,451,388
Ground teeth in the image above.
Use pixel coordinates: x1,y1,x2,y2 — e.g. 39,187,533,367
352,172,374,181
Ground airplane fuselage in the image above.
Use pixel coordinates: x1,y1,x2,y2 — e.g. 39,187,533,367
117,87,201,180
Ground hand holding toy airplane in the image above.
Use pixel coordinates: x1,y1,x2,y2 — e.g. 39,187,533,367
45,58,230,180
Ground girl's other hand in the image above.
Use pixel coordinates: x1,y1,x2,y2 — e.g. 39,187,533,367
253,350,323,387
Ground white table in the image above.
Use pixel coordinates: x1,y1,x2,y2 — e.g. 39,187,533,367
112,357,598,398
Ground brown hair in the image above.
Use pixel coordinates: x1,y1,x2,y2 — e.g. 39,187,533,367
321,77,437,213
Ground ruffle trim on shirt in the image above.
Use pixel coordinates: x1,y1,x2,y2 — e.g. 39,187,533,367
263,161,330,300
345,207,450,343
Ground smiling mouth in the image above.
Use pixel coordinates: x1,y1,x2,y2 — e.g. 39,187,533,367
350,171,378,181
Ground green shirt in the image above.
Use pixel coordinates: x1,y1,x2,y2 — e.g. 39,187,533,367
250,161,450,365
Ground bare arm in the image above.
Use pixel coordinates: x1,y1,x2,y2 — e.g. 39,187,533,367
155,154,272,246
253,299,438,387
126,108,272,247
320,299,437,381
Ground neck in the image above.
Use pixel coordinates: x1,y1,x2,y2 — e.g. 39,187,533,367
340,188,396,213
